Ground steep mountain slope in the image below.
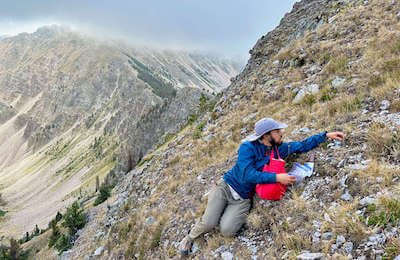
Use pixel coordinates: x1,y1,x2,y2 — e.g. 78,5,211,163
13,0,400,259
0,25,240,238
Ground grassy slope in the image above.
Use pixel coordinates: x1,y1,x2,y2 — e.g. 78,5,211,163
20,0,400,258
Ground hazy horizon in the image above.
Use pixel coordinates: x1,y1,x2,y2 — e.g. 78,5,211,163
0,1,298,61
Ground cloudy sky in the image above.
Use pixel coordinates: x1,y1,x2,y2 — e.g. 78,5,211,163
0,1,298,60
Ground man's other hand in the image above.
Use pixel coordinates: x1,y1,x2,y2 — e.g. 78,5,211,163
276,174,296,185
326,132,345,141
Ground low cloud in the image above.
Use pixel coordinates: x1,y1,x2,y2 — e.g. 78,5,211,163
0,0,298,60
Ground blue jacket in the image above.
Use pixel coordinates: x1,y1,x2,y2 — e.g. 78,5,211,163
223,131,327,199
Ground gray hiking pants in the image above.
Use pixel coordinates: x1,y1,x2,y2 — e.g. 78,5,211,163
188,180,251,239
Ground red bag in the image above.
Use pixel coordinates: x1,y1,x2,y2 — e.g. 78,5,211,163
255,147,287,200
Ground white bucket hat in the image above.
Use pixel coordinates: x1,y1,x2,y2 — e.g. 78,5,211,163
242,118,288,142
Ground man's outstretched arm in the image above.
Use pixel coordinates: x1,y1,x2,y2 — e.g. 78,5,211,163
280,131,345,157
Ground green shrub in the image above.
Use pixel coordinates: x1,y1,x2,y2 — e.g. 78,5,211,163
137,155,154,167
187,113,198,126
46,202,87,255
198,93,216,113
193,121,206,139
365,200,400,227
48,221,61,248
302,94,316,107
34,225,40,237
384,238,400,260
93,184,113,206
55,211,63,223
319,87,337,102
151,224,164,249
54,234,71,255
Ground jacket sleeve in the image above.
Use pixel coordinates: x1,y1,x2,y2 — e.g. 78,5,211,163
285,131,327,156
236,143,277,185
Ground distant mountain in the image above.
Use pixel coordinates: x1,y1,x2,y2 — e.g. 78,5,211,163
0,25,240,237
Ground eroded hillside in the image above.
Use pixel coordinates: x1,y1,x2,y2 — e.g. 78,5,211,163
10,0,400,259
0,25,239,239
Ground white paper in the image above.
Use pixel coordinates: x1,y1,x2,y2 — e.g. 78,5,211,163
288,161,314,183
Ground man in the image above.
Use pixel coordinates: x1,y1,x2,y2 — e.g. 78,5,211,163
179,118,345,256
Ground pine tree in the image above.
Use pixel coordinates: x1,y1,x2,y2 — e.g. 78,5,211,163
48,220,61,248
34,224,40,236
55,211,63,223
96,176,100,192
62,201,86,235
24,232,30,243
9,238,20,260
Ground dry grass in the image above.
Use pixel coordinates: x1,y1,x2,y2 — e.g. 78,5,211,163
383,237,400,260
327,202,367,242
353,159,400,187
390,99,400,113
323,55,349,75
366,122,400,160
247,212,263,229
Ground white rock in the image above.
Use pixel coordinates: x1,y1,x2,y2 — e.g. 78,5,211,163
242,112,258,123
348,163,365,170
380,100,390,110
221,251,234,260
336,235,346,245
282,251,292,259
163,239,169,248
330,243,338,254
312,231,321,243
337,159,345,168
379,110,389,116
322,232,333,240
324,213,332,222
59,250,73,260
368,233,385,244
146,216,155,225
341,190,352,201
94,246,103,256
344,242,353,254
299,127,311,133
332,76,346,88
296,252,324,260
192,242,200,254
293,84,319,103
339,175,348,187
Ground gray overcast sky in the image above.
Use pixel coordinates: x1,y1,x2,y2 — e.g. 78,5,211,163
0,1,298,60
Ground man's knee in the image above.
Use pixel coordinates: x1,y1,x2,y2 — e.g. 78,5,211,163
201,216,219,232
220,222,239,237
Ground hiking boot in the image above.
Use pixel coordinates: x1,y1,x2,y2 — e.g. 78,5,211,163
178,235,194,256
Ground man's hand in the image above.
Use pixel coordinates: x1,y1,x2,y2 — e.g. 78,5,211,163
276,174,296,185
326,132,345,141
